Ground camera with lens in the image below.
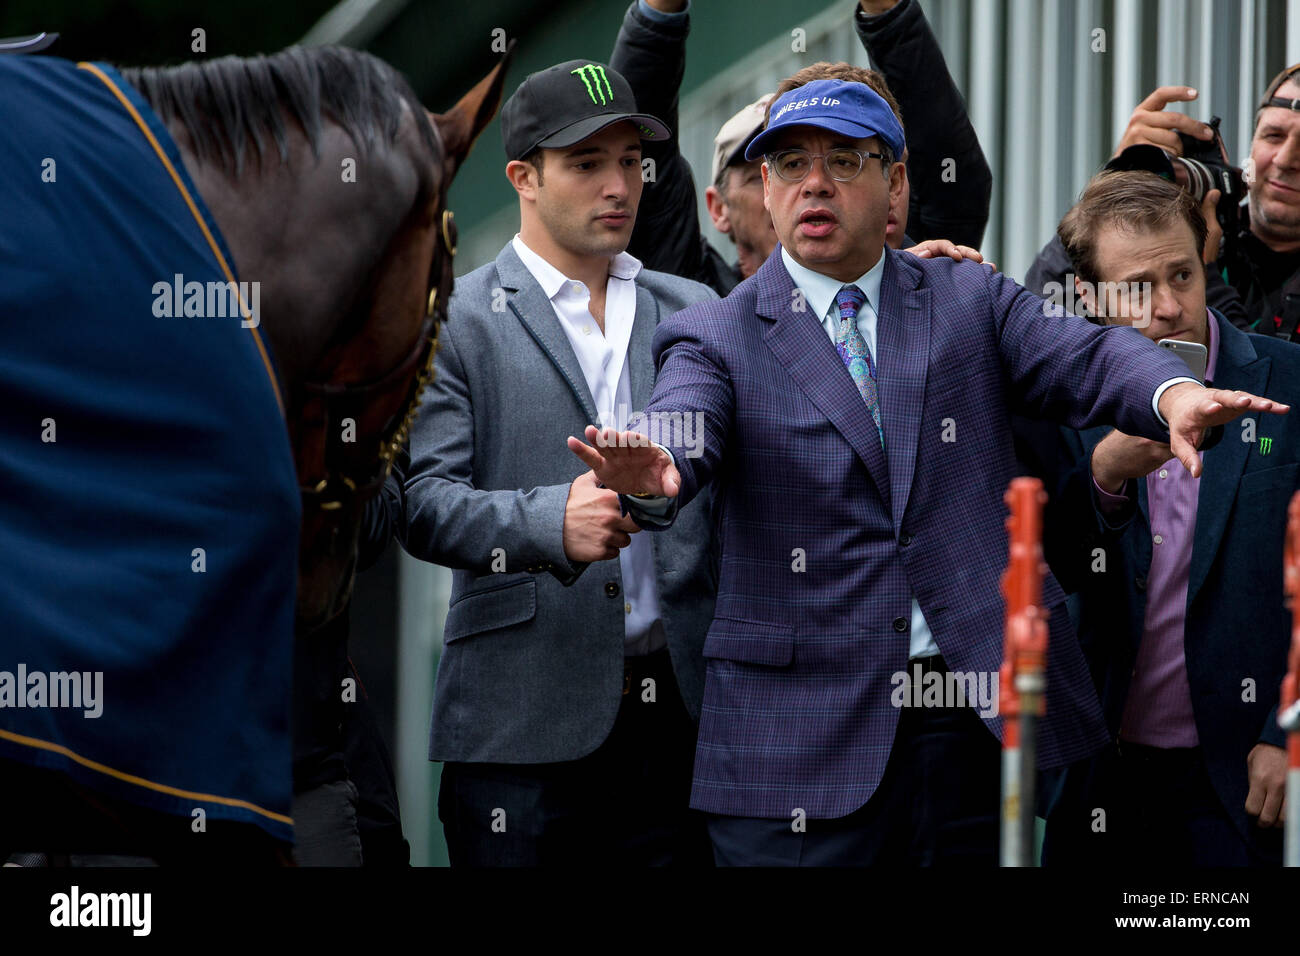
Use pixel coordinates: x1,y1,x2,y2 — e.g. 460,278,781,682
1105,116,1247,258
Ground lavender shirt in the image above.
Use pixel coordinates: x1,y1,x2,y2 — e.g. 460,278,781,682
1092,313,1218,748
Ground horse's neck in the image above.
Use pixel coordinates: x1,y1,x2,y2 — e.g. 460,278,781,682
172,122,418,394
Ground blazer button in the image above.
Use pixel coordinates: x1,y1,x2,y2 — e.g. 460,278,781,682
605,581,621,598
893,617,909,632
1134,575,1147,592
899,533,913,547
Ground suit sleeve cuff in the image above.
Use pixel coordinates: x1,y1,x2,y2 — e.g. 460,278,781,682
1090,474,1134,516
637,0,689,22
1152,377,1202,426
856,0,913,33
618,443,677,526
1260,704,1290,749
519,482,584,580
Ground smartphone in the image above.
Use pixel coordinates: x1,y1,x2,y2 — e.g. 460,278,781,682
1157,338,1208,383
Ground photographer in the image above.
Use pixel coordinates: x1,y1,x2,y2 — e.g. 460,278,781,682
1025,86,1250,329
1221,64,1300,338
1027,71,1300,337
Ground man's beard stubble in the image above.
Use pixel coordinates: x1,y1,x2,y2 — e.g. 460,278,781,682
1251,190,1300,244
538,196,634,260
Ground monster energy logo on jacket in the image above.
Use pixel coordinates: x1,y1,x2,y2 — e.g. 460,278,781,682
572,64,613,104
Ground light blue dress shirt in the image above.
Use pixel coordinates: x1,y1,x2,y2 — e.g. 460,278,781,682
780,247,939,659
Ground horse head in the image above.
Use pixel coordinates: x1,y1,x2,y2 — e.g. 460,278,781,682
127,45,513,629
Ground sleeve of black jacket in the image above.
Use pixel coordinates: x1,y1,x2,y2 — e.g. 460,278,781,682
856,0,993,248
610,2,705,281
1206,265,1252,331
357,445,408,571
1024,234,1073,300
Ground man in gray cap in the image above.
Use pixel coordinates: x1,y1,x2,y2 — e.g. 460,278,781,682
702,95,780,285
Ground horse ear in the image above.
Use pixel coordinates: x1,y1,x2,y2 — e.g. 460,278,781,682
430,39,516,180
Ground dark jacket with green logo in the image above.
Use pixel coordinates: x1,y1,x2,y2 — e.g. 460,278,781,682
1025,310,1300,858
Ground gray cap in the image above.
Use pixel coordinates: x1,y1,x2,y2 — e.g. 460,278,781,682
710,94,774,185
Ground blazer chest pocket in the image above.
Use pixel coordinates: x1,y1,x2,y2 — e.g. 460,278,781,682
702,617,794,666
1237,462,1298,500
443,577,537,643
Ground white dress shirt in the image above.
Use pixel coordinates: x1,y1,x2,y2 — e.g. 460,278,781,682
511,235,664,656
781,247,940,659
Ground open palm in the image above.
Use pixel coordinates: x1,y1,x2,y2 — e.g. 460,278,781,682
566,426,682,497
1164,385,1289,477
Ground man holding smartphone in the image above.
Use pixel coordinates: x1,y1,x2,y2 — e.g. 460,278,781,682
1037,169,1300,866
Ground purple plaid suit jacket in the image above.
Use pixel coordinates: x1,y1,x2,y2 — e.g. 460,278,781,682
637,246,1196,820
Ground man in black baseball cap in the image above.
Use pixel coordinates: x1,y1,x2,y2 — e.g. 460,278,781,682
398,57,718,868
501,59,668,161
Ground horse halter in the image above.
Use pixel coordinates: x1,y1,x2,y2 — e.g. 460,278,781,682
297,204,457,514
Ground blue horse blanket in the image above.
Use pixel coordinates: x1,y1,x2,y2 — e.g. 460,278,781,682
0,55,300,842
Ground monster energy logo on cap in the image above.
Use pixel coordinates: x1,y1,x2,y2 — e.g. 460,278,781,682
499,59,671,160
571,64,614,105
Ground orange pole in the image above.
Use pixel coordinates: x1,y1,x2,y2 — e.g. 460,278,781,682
1281,494,1300,866
1000,477,1050,867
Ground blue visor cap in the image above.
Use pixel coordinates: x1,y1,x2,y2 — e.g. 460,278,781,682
744,79,906,162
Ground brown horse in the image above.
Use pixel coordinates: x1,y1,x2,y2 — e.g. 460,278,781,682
0,43,508,863
123,46,510,630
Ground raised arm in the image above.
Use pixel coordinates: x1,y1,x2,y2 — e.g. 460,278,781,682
989,263,1287,476
856,0,993,247
609,0,706,279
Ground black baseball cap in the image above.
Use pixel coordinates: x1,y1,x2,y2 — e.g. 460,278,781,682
501,59,670,161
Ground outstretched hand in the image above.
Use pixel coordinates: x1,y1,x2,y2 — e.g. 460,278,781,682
1159,383,1289,477
566,426,682,497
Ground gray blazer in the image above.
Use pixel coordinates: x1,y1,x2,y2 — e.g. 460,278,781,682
400,242,719,764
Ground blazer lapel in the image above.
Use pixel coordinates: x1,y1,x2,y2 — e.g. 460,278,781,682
494,243,601,426
758,251,891,505
627,283,660,409
876,251,929,532
1187,315,1270,608
1136,473,1151,536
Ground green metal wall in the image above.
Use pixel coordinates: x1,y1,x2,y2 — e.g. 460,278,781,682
368,0,820,263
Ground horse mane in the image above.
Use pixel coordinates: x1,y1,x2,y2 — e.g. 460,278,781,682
120,46,437,175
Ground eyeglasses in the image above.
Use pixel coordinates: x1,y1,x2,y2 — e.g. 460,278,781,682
765,148,887,183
